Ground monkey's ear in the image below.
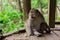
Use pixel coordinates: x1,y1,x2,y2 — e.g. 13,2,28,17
36,10,40,16
36,10,39,12
35,9,40,14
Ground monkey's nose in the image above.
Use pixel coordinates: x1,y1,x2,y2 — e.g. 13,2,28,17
30,18,35,21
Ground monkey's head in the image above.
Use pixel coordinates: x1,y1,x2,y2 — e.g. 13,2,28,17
29,8,41,19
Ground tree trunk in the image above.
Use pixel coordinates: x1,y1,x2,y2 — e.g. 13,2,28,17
23,0,31,21
0,0,2,11
17,0,22,12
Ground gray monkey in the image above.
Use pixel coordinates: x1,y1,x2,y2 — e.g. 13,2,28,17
25,8,51,37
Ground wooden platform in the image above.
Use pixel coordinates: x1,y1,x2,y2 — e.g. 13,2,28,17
4,25,60,40
4,31,60,40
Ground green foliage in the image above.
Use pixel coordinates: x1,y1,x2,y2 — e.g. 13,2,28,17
31,0,48,9
57,0,60,5
56,17,60,21
40,0,48,9
0,11,24,34
2,0,17,12
31,0,39,8
0,0,24,34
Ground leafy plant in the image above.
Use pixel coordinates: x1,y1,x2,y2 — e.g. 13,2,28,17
0,11,24,34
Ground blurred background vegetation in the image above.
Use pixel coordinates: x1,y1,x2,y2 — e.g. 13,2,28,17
0,0,60,34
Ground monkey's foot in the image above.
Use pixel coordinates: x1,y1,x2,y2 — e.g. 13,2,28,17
25,33,34,37
30,34,34,36
46,31,51,34
46,29,51,34
34,31,43,37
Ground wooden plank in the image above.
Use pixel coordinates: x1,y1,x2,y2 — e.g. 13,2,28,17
38,35,47,40
44,32,60,40
4,32,60,40
3,28,25,37
29,31,60,40
55,22,60,24
48,0,56,28
53,31,60,37
51,25,60,31
29,36,39,40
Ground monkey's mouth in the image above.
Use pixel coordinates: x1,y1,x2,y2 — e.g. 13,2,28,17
31,16,36,18
31,17,35,18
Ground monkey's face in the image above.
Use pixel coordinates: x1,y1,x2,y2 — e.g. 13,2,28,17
29,9,40,17
30,12,39,20
29,8,40,21
29,12,37,21
31,13,36,18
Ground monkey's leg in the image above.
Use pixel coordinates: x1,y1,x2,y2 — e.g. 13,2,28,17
39,23,45,34
45,25,51,33
41,22,51,33
30,26,34,36
33,24,44,37
33,29,43,37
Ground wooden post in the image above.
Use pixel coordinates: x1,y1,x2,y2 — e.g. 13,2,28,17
48,0,56,28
